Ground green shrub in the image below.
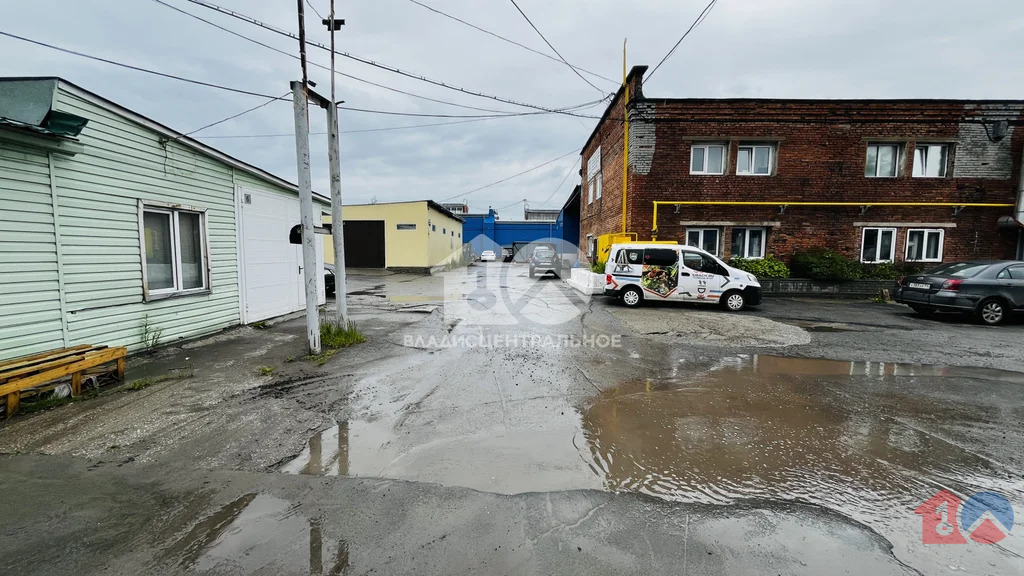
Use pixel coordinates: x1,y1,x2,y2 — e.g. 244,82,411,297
729,254,790,279
859,261,926,280
790,249,862,281
590,260,606,273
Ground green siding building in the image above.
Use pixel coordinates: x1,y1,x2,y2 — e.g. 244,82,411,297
0,78,327,360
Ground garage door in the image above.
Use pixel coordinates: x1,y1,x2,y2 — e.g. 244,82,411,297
344,220,385,268
240,187,324,323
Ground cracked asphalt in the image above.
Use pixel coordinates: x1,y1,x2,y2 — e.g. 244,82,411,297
1,263,1023,575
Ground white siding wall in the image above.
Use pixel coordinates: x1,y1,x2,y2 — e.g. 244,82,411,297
0,146,64,357
50,89,243,352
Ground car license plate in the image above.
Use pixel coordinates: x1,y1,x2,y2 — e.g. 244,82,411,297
908,283,930,289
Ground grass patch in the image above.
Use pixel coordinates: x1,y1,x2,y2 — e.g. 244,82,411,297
306,349,337,367
18,394,75,414
285,355,296,363
320,321,366,349
250,321,269,329
128,365,194,392
130,377,156,391
257,366,276,376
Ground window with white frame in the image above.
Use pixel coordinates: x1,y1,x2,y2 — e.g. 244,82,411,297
731,227,766,259
861,227,896,263
912,144,949,178
141,203,209,299
905,229,944,262
587,146,601,204
690,143,726,175
865,143,900,178
736,144,774,176
585,234,595,258
686,228,720,255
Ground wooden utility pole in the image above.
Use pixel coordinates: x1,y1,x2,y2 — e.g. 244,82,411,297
293,1,320,353
325,1,348,326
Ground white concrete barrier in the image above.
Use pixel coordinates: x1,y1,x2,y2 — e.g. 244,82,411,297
567,268,606,295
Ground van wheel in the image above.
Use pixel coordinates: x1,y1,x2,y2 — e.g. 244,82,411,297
721,290,746,312
621,287,643,308
975,298,1007,325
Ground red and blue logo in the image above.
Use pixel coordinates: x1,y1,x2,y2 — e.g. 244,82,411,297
915,490,1014,544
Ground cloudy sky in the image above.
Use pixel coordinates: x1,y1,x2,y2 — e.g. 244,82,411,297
3,0,1023,218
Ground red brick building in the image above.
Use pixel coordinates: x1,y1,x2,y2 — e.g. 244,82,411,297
580,66,1024,266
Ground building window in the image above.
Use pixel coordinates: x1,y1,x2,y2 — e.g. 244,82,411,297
905,229,944,262
396,223,416,230
865,144,900,178
912,144,949,178
690,144,726,175
736,144,774,176
443,227,446,234
731,227,766,259
585,234,595,258
861,227,896,263
432,224,436,232
686,228,720,255
587,146,601,204
141,204,208,299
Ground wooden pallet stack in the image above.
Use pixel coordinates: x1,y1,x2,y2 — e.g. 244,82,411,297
0,345,127,417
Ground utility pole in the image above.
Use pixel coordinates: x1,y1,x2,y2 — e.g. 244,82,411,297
293,1,320,353
621,38,629,235
324,1,348,326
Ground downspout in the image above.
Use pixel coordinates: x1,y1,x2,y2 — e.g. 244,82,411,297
1016,144,1024,224
48,152,70,347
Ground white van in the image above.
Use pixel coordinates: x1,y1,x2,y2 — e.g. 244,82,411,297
603,243,762,311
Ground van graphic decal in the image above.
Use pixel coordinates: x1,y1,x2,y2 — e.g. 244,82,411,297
641,263,678,297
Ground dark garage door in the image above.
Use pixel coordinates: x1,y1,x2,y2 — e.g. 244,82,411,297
343,220,385,268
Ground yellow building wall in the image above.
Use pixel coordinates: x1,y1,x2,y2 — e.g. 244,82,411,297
322,202,463,269
427,205,464,267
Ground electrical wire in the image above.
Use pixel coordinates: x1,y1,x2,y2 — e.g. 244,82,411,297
440,149,579,201
150,0,521,115
406,0,617,85
536,156,580,207
183,0,609,118
507,0,603,94
183,91,289,136
0,30,284,100
304,0,323,20
647,0,719,81
337,96,605,119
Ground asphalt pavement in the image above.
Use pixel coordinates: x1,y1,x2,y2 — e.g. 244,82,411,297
1,263,1022,575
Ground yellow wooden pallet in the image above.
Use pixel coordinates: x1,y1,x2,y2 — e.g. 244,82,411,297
0,345,126,417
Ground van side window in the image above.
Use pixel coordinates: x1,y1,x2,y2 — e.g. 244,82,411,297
617,248,642,264
644,248,678,266
682,251,726,275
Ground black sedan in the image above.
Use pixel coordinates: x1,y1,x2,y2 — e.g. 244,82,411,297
894,260,1024,325
324,264,336,297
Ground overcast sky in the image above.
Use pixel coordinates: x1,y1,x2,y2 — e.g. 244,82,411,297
3,0,1023,219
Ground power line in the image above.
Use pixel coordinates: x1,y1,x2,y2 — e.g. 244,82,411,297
0,30,284,100
647,0,719,81
537,156,580,207
337,96,605,119
150,0,519,115
440,149,578,201
183,92,288,136
507,0,603,94
406,0,617,86
183,0,609,118
304,0,323,20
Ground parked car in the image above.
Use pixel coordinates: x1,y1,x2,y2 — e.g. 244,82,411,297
324,264,336,296
479,250,497,262
894,260,1024,325
604,243,762,311
529,245,561,278
501,246,514,262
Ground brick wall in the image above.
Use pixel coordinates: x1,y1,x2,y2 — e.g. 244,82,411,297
578,67,1024,265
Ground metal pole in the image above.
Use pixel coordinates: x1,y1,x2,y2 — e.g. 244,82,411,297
292,80,321,354
328,102,348,325
621,38,629,235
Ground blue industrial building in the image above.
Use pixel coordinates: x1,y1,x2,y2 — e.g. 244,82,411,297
463,186,582,263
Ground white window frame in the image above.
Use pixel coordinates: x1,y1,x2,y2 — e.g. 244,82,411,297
736,144,775,176
587,147,602,204
731,227,767,259
685,227,721,256
912,143,949,178
860,227,897,263
865,143,901,178
585,234,595,258
905,229,944,263
690,143,727,175
139,200,211,301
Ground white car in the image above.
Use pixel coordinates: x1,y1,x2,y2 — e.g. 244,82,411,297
604,243,762,311
479,250,497,262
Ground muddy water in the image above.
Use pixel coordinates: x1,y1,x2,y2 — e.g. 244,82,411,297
581,355,1024,571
